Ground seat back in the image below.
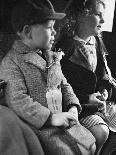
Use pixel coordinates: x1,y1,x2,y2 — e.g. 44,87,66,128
0,79,7,105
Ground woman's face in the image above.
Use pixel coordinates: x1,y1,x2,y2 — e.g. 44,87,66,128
79,2,105,36
29,20,56,50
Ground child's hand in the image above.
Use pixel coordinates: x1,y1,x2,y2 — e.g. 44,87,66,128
51,112,78,128
68,106,78,119
68,106,79,127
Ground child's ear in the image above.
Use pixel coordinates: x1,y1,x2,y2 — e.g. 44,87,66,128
23,25,32,39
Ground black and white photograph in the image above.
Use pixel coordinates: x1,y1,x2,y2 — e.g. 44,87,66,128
0,0,116,155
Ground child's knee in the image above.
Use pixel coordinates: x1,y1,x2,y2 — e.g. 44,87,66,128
89,124,109,145
99,125,109,141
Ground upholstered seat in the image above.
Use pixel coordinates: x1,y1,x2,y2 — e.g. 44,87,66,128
0,105,45,155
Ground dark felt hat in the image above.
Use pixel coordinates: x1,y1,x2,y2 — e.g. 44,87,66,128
11,0,66,32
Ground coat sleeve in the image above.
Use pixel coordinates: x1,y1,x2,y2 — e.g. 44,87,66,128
96,54,113,99
95,36,113,97
61,75,82,113
0,58,51,129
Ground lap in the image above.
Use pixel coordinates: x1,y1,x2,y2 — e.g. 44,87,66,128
30,126,82,155
80,114,107,129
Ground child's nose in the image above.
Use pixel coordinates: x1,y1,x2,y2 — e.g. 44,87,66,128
52,29,56,36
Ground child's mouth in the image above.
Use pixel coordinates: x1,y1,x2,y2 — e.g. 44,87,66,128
50,40,54,44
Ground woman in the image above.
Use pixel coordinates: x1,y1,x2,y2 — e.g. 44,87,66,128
55,0,112,154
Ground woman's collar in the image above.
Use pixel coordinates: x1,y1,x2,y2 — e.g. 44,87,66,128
73,35,95,45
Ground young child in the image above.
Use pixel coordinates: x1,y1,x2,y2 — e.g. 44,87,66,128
0,0,96,154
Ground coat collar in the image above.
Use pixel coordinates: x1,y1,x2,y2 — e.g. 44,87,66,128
74,35,95,45
12,40,42,54
69,37,97,71
13,40,47,72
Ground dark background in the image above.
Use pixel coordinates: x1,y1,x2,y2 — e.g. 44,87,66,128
0,0,116,77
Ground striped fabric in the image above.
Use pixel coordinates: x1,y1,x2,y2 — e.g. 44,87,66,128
80,114,107,129
80,104,116,132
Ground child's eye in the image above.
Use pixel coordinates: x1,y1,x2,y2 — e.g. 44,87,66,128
47,26,52,29
47,26,54,31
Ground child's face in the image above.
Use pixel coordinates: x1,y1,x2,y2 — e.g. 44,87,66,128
30,20,56,50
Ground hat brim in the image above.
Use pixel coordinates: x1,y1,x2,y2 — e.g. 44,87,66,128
48,12,66,20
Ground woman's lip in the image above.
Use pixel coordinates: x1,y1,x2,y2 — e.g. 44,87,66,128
97,25,102,28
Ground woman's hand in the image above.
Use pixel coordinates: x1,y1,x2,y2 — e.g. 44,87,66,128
100,89,108,101
89,92,107,114
51,112,78,128
97,101,107,114
89,92,105,104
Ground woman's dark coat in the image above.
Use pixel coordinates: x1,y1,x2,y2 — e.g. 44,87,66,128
55,33,113,118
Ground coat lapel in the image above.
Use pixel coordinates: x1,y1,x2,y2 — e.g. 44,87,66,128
12,40,47,72
69,38,97,72
24,52,47,72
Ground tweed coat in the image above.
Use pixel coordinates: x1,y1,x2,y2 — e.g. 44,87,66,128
0,40,81,128
0,40,85,155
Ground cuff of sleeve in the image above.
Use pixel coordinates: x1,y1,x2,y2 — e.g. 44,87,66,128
42,111,53,128
78,95,89,104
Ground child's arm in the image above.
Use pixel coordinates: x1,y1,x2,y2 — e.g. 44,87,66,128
50,112,78,128
0,59,51,129
61,75,82,114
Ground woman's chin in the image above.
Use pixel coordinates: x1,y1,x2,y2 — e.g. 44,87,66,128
93,31,101,36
